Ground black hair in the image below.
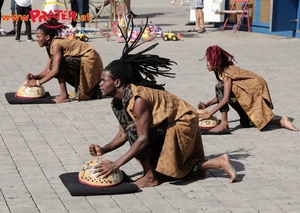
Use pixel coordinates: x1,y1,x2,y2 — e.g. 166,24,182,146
105,18,176,90
36,18,64,39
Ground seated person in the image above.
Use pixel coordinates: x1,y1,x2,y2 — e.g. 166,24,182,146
198,45,299,133
26,20,103,103
88,23,237,188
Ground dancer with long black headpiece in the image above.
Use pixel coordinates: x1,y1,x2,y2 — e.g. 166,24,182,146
89,18,237,188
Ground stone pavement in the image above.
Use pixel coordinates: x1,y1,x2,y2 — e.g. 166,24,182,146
1,0,300,212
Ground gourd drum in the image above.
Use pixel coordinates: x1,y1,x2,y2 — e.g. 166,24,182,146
78,158,123,187
16,82,45,99
197,109,219,130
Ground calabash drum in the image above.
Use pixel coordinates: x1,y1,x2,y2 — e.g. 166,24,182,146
78,158,123,187
197,109,219,130
16,82,45,99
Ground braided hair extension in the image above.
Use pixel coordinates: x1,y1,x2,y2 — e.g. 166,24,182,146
105,17,177,90
200,45,237,72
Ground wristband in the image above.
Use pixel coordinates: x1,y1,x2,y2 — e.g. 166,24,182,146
36,80,40,86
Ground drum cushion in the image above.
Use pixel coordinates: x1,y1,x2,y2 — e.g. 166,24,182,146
59,171,140,196
5,92,55,104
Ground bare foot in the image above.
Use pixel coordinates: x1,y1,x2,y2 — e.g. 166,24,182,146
209,122,229,133
52,96,70,103
280,116,299,131
133,176,159,188
170,1,175,5
220,154,237,183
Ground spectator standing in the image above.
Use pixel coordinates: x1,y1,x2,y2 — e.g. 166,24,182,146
7,0,28,36
71,0,89,28
6,0,17,35
15,0,34,41
189,0,205,33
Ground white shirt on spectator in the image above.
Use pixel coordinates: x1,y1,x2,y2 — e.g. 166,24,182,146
15,0,33,7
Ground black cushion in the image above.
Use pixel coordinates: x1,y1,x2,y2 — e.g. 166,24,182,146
59,172,140,196
5,92,55,104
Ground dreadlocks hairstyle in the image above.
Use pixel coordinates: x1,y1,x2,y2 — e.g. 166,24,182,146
105,17,176,90
201,45,237,72
36,18,64,39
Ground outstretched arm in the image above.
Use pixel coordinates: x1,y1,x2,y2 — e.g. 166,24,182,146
26,44,63,86
208,76,232,116
90,125,128,156
199,76,232,119
198,97,218,109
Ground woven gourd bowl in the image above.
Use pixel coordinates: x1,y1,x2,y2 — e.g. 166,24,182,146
197,109,219,130
16,81,45,99
78,158,123,187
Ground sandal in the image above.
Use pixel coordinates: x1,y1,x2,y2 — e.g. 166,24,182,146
187,28,198,32
197,28,206,33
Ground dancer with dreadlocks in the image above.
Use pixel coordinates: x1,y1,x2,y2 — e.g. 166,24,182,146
198,45,298,133
89,20,237,188
25,19,103,103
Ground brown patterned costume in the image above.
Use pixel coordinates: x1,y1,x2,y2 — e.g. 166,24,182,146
216,65,274,130
48,37,103,101
112,84,205,179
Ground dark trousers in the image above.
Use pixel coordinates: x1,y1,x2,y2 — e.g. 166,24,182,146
216,81,254,127
0,0,4,25
50,57,81,89
16,4,32,40
71,0,89,28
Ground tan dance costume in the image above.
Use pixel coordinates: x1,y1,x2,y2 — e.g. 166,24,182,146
48,37,103,100
112,84,205,179
219,65,274,130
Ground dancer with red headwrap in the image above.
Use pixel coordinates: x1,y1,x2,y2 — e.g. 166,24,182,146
198,45,298,134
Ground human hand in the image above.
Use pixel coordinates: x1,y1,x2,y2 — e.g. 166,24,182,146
198,112,211,121
93,159,119,177
89,144,104,156
198,102,206,109
25,79,38,87
26,73,35,80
